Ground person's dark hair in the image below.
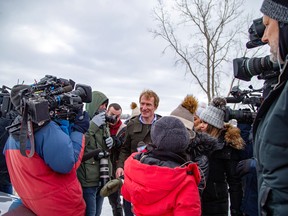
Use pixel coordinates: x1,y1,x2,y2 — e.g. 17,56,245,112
108,103,122,111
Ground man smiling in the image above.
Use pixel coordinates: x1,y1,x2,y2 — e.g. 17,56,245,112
115,89,161,216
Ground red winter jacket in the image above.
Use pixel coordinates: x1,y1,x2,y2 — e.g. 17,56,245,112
121,153,201,216
4,121,86,216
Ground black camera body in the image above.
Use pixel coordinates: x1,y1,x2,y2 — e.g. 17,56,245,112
19,75,92,125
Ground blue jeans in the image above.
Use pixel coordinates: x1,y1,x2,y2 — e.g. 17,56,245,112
82,186,104,216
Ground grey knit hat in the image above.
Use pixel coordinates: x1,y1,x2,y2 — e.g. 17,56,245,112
200,97,227,129
151,116,190,153
261,0,288,23
170,95,198,131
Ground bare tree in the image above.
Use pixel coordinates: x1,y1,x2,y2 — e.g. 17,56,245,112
151,0,249,102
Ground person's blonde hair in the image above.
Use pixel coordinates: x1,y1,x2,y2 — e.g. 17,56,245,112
205,123,222,138
139,89,160,108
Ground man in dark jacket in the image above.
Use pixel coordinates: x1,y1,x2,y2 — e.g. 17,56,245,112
115,89,161,216
253,1,288,215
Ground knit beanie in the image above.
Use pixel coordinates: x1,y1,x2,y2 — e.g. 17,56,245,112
200,97,226,129
261,0,288,23
170,95,198,130
151,116,190,153
10,84,32,114
130,102,140,117
196,101,207,117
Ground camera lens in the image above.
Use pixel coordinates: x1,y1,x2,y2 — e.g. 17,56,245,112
99,158,110,187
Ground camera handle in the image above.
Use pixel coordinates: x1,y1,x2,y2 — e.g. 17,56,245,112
19,102,36,158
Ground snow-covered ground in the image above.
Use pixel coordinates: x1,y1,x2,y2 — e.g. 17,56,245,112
101,197,113,216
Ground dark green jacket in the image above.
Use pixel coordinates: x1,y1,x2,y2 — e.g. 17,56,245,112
253,65,288,216
116,114,161,169
77,91,112,187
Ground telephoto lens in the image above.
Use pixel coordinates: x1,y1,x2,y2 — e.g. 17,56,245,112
99,157,110,187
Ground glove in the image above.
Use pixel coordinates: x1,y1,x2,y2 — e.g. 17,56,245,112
236,158,256,177
73,111,89,133
105,137,114,149
92,112,106,127
94,150,110,160
111,135,122,148
100,178,123,197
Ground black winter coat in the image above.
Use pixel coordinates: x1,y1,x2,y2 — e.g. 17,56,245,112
201,124,245,216
253,62,288,216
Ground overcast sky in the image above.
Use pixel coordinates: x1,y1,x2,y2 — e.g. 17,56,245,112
0,0,263,116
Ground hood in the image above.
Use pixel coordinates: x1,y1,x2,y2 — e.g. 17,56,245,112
224,123,245,150
123,153,198,205
85,91,108,118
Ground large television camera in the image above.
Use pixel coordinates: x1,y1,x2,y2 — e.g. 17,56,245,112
224,86,262,124
18,75,92,125
233,17,280,98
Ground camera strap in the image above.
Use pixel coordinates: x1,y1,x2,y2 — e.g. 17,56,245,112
19,102,35,158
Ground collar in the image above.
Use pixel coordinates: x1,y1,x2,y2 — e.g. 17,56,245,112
139,114,157,124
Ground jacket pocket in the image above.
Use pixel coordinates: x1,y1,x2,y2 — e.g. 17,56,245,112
259,185,271,216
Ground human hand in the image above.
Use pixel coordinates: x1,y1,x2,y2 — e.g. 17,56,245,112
105,137,114,149
100,178,123,197
116,167,124,178
73,111,89,133
92,112,106,127
93,150,110,160
236,158,256,177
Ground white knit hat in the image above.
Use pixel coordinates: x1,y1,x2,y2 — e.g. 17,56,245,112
130,102,140,117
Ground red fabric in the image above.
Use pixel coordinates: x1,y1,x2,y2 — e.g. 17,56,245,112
121,153,201,216
5,137,86,216
109,119,122,136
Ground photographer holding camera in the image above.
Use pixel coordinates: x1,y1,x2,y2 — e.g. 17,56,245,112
4,84,90,215
77,90,114,216
252,0,288,215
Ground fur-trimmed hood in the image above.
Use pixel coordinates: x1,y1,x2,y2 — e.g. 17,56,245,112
223,123,245,150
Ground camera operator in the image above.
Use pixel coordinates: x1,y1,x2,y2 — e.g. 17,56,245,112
77,90,114,216
4,84,90,215
252,0,288,215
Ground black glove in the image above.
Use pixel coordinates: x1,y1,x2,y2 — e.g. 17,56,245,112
236,158,256,177
111,135,122,148
73,111,90,133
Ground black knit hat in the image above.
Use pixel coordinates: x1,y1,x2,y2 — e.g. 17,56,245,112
151,116,190,153
10,84,31,114
261,0,288,23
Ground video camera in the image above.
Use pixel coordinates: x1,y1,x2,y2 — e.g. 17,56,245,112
18,75,92,125
233,17,281,98
233,55,280,82
224,86,262,124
